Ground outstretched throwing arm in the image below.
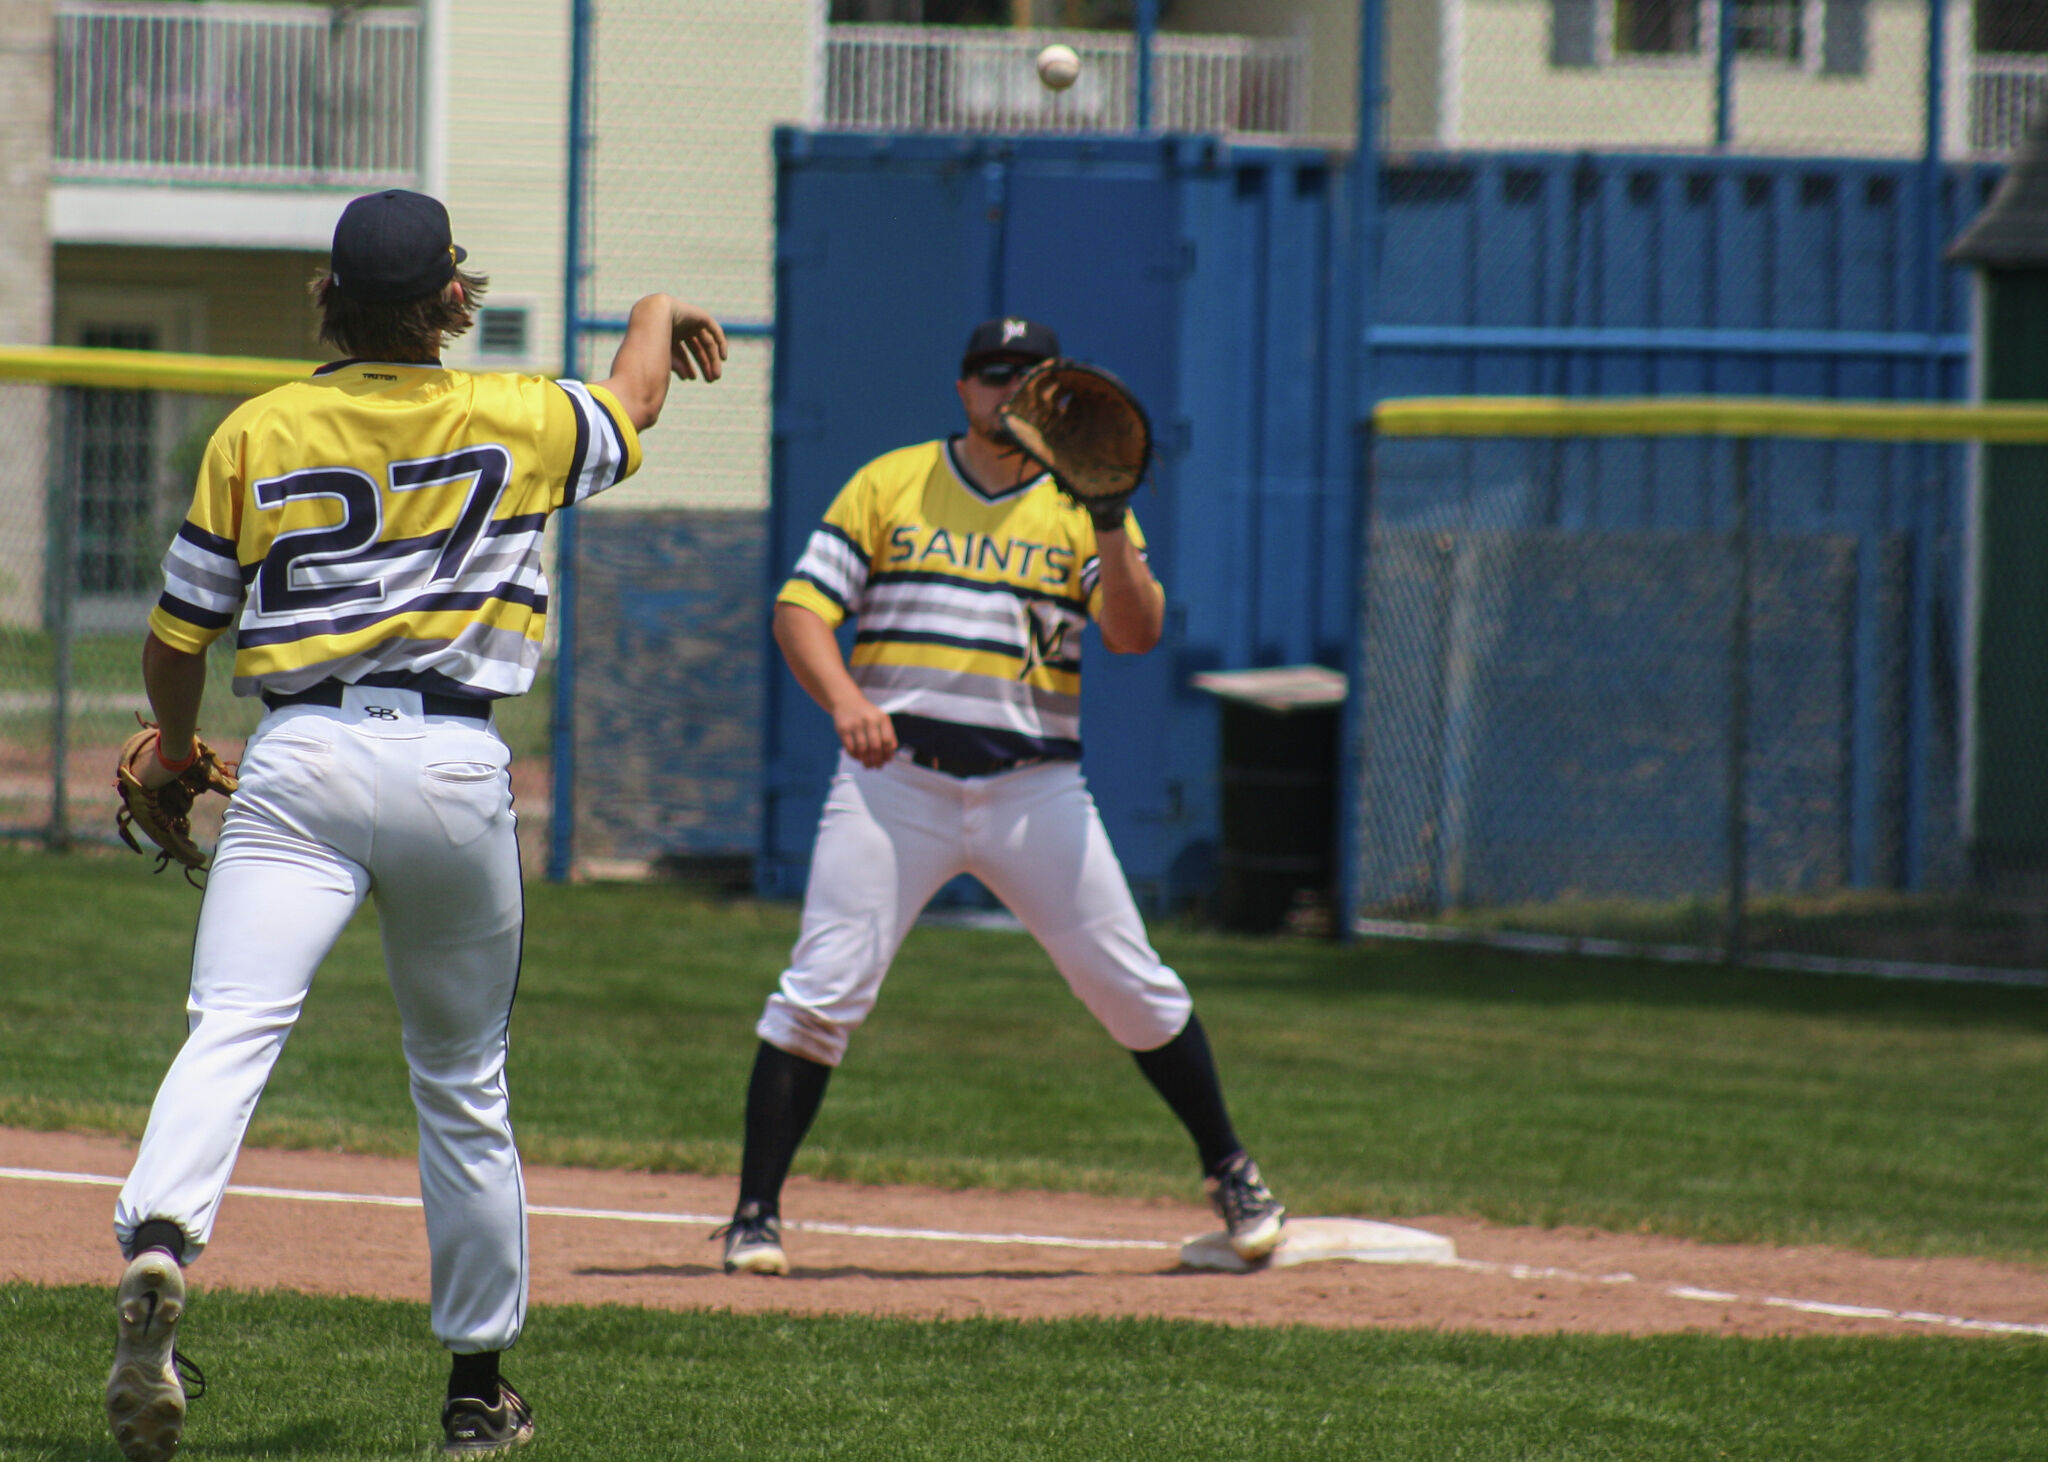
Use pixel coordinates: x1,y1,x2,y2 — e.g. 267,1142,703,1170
595,294,728,430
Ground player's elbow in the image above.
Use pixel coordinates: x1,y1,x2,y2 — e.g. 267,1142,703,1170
619,385,662,432
1101,622,1162,655
773,601,829,656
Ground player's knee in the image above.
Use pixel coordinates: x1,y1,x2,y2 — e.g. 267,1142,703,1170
757,999,853,1067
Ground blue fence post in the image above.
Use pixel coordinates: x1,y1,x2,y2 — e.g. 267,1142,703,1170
1715,0,1737,146
1338,0,1385,939
1923,0,1948,390
1910,0,1950,895
547,0,593,885
1136,0,1157,131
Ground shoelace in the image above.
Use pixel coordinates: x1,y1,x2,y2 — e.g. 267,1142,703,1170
709,1215,778,1244
1213,1167,1273,1226
448,1382,528,1435
173,1349,207,1400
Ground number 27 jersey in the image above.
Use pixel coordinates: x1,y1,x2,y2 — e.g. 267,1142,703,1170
149,359,639,700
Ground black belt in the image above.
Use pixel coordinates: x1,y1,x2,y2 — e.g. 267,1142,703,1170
907,748,1048,778
263,682,492,723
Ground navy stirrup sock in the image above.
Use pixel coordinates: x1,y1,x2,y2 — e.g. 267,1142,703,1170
128,1220,186,1263
1130,1014,1243,1176
447,1350,501,1403
737,1040,834,1216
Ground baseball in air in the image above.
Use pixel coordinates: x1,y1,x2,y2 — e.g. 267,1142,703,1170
1036,43,1081,92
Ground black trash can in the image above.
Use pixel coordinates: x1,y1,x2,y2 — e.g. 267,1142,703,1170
1192,667,1348,934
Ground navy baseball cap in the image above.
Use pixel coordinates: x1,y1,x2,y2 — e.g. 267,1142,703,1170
961,317,1060,374
328,190,467,303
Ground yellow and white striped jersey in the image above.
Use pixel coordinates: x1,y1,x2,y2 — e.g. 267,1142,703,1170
777,438,1146,764
149,359,639,700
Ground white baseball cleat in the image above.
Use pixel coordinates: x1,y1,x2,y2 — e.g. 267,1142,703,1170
107,1250,200,1462
714,1201,790,1276
1206,1152,1288,1262
441,1379,536,1456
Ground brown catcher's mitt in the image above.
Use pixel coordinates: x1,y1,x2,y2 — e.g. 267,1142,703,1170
999,358,1153,529
114,719,238,883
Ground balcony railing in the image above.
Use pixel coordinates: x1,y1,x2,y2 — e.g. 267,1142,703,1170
1971,53,2048,154
54,0,423,187
824,25,1309,136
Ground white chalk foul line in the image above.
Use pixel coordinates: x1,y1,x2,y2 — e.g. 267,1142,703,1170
1448,1255,2048,1337
0,1166,1173,1252
9,1165,2046,1333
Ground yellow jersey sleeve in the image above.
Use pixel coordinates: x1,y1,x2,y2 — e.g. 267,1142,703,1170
552,378,643,508
777,465,885,628
148,425,250,653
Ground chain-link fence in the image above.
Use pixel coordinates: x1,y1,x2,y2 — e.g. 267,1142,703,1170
550,0,813,879
1362,402,2048,976
0,371,250,853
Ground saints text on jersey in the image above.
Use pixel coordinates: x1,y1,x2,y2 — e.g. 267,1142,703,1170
777,439,1147,763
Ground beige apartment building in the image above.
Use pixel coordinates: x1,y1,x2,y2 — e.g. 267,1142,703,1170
0,0,813,630
1178,0,2028,154
0,0,2031,631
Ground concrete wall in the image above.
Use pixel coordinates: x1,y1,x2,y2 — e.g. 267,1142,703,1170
425,0,819,513
0,0,53,626
1169,0,1955,155
436,0,571,378
579,0,819,514
1169,0,1375,141
1458,0,1943,155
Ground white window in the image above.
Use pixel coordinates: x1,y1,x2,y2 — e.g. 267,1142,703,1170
1732,0,1804,60
1553,0,1865,72
1979,0,2048,53
1614,0,1702,56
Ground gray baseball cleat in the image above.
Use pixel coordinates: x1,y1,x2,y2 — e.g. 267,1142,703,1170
714,1200,789,1275
1206,1152,1288,1261
441,1380,535,1456
107,1250,205,1462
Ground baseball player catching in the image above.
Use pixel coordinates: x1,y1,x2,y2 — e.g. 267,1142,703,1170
104,189,725,1460
714,317,1286,1275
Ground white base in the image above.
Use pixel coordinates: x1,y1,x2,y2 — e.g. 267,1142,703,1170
1179,1218,1457,1273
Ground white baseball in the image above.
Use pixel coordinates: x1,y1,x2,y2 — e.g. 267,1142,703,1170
1036,43,1080,92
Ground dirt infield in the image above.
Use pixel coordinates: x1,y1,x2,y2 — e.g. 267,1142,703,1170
6,1127,2045,1340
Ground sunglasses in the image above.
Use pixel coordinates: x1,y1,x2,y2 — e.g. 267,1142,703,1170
970,362,1031,386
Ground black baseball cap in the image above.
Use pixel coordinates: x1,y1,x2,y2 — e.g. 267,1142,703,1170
961,317,1060,374
328,190,467,303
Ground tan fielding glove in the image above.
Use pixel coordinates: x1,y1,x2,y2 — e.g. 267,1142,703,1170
114,719,239,884
1000,358,1154,531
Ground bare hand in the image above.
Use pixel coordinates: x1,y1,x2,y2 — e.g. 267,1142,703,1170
667,300,727,384
832,695,898,769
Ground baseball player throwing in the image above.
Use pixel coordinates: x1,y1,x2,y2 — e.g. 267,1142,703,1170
104,189,724,1460
715,317,1285,1275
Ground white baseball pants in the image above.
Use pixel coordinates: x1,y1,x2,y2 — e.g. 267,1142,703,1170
115,686,528,1354
758,753,1194,1066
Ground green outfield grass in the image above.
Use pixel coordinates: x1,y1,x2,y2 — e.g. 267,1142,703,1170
0,635,264,751
8,1283,2047,1461
1440,889,2048,972
5,845,2048,1261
